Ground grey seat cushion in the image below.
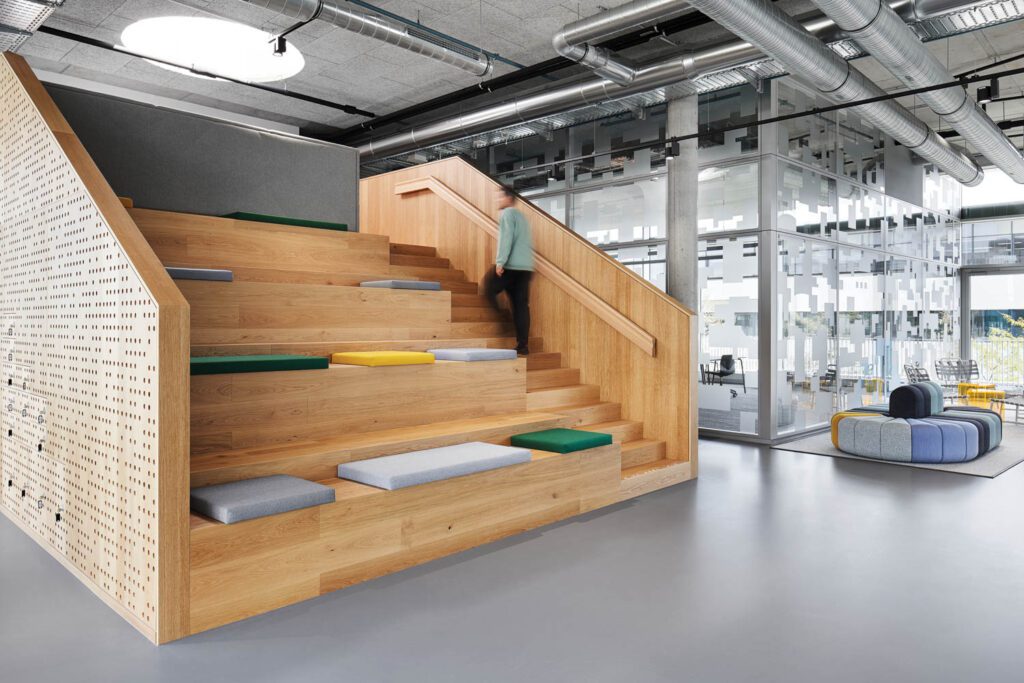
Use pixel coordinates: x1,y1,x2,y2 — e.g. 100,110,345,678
191,474,335,524
427,347,518,362
360,279,441,291
337,441,532,490
166,266,234,282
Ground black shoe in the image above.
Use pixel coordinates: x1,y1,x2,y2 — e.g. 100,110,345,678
516,347,529,356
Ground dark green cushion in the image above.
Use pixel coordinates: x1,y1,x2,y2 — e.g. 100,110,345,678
222,212,348,232
510,428,613,453
191,354,329,375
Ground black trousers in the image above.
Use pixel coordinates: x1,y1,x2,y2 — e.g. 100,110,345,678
484,267,532,351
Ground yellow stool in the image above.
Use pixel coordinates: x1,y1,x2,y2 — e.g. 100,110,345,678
964,388,1006,418
958,382,995,397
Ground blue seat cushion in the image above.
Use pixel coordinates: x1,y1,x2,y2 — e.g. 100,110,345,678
166,266,233,282
337,442,532,490
360,279,441,291
191,475,335,524
918,381,945,415
939,408,1002,451
427,348,518,362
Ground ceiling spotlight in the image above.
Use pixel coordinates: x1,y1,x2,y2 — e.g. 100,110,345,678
977,77,1001,105
273,36,287,57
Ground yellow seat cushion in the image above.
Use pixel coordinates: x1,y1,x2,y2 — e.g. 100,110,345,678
331,351,435,367
830,411,877,448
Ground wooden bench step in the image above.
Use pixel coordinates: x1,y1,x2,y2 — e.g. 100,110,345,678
620,439,666,469
190,411,575,487
389,253,451,269
191,358,527,454
526,367,580,390
390,243,436,257
620,459,692,501
190,337,545,358
550,401,621,425
440,281,480,294
526,384,600,411
585,419,643,443
451,293,492,308
390,264,467,281
526,352,562,371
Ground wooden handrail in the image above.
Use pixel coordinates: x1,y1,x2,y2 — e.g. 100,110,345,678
395,176,658,357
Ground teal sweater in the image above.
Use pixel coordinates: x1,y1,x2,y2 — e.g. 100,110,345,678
496,207,535,271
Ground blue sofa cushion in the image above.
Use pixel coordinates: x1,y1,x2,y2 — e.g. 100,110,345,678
191,475,335,524
427,348,518,362
360,279,441,291
337,442,532,490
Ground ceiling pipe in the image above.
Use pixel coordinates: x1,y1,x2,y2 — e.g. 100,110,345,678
238,0,493,77
811,0,1024,183
683,0,982,185
357,0,994,163
552,0,693,85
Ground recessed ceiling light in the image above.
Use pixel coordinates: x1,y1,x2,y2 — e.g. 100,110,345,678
120,16,304,83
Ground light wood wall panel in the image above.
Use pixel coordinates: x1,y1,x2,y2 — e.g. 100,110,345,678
131,208,392,285
360,157,697,468
191,360,527,453
0,54,189,643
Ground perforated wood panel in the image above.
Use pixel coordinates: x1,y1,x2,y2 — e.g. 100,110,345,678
0,54,188,641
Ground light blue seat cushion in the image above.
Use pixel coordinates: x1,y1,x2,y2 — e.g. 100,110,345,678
837,416,912,462
191,475,335,524
836,415,983,463
166,267,233,282
926,418,971,463
337,441,532,490
907,418,943,463
919,381,945,415
943,409,1002,448
427,348,518,362
360,279,441,291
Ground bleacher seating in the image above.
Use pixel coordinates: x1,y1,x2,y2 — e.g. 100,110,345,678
336,442,532,490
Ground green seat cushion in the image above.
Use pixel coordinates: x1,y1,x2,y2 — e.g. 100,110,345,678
510,428,613,454
222,211,348,232
191,354,329,375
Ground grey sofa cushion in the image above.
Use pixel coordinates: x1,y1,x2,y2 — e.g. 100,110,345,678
191,475,335,524
166,267,234,282
360,279,441,291
337,441,532,490
427,347,518,362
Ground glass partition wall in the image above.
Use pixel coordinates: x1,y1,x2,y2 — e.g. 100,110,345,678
471,77,961,443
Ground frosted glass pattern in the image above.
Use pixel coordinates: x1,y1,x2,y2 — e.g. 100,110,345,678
697,161,759,233
777,161,837,237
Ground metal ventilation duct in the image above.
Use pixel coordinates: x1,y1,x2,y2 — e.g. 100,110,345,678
359,0,1021,166
1,0,63,52
552,0,693,85
683,0,982,185
812,0,1024,183
238,0,492,77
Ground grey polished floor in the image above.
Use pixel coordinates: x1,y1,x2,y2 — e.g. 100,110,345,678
3,440,1024,683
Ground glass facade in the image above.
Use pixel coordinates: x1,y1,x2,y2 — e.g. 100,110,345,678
469,76,963,443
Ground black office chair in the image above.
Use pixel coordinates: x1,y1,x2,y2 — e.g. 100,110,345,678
706,354,746,397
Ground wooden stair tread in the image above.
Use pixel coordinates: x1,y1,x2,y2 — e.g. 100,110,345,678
621,458,685,480
190,411,575,487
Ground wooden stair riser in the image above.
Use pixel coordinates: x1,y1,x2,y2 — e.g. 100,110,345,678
450,321,514,337
620,460,691,500
190,360,527,453
451,307,507,323
389,253,451,269
526,384,601,411
525,368,580,391
556,402,622,425
389,264,468,282
584,419,644,443
620,440,667,469
390,243,437,257
525,352,562,371
190,412,576,487
451,293,493,308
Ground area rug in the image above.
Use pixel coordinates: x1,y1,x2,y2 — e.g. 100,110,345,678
772,423,1024,478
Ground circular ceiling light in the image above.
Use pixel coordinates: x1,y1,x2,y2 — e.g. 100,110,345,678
120,16,304,83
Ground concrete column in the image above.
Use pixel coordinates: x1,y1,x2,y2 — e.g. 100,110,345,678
665,95,699,310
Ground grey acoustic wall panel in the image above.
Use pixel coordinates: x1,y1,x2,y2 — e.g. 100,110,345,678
45,84,359,229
